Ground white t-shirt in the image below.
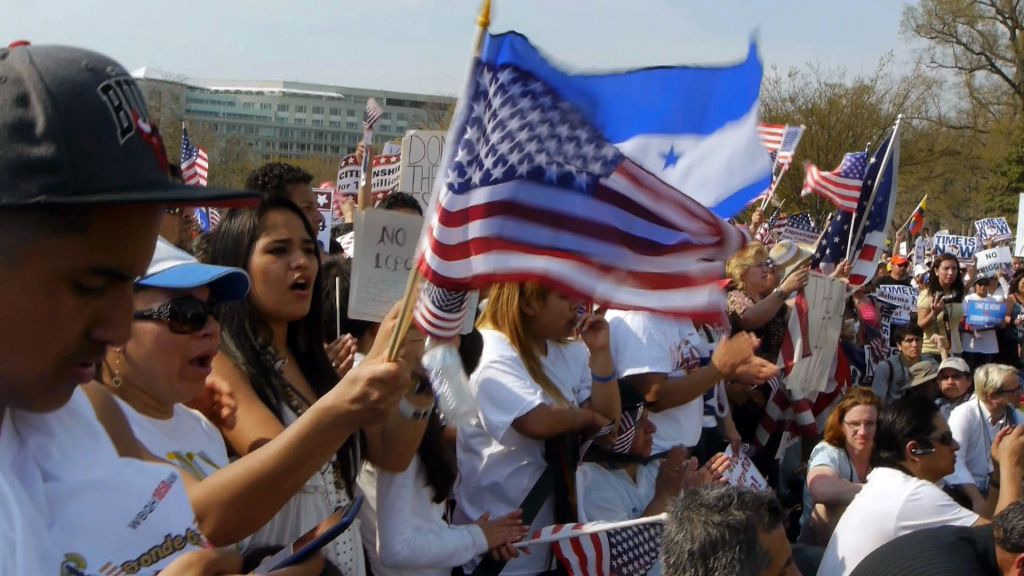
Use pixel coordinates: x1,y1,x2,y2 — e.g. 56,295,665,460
607,310,706,452
962,293,1000,354
817,467,979,576
359,456,488,576
5,388,204,575
576,461,662,576
946,397,1024,490
455,329,592,575
114,397,229,479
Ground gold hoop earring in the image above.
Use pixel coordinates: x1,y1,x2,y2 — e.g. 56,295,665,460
111,347,124,388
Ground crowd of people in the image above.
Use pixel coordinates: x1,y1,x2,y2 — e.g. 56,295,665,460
6,41,1024,576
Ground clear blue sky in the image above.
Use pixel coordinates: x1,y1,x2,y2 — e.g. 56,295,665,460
4,0,916,96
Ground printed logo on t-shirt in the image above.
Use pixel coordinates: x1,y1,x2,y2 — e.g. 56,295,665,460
117,526,206,575
675,336,703,373
127,471,179,530
60,554,126,576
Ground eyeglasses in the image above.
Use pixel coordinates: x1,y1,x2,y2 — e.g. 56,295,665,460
842,419,876,431
925,431,956,447
757,258,776,272
133,297,222,335
995,384,1022,397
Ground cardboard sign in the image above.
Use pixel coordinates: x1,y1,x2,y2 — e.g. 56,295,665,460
933,234,977,260
371,154,402,199
873,284,919,322
786,274,847,394
723,445,768,490
976,217,1013,244
348,208,424,322
914,237,926,264
398,130,447,212
975,246,1013,277
313,188,334,251
965,299,1006,330
336,154,361,196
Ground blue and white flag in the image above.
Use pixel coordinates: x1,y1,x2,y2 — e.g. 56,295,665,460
479,32,772,218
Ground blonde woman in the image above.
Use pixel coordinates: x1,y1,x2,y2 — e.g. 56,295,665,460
455,282,620,575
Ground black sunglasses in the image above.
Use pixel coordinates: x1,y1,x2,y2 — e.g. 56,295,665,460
133,297,222,335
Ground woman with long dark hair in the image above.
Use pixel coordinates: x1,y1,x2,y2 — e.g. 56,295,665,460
205,196,431,574
918,253,965,363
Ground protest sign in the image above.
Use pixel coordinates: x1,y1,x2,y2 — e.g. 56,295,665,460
933,234,977,260
914,239,925,264
348,208,424,322
381,141,402,156
976,217,1013,244
371,154,401,200
723,445,768,490
313,188,334,251
965,299,1006,330
873,284,918,323
336,154,361,196
398,130,446,211
1017,194,1024,257
780,221,819,247
975,246,1013,277
786,274,847,394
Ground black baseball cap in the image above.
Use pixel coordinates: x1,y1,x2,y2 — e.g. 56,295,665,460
0,42,256,207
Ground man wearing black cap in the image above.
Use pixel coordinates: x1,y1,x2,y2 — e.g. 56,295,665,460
0,43,406,575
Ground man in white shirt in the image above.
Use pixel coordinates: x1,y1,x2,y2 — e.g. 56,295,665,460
606,310,777,454
947,364,1024,512
818,395,1024,576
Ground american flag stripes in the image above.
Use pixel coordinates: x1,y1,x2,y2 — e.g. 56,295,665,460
180,127,209,187
528,521,663,576
801,152,867,213
414,282,470,341
778,291,812,375
757,123,787,156
363,98,383,131
415,60,746,327
812,126,901,287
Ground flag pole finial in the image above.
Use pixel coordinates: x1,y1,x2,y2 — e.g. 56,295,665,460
477,0,491,29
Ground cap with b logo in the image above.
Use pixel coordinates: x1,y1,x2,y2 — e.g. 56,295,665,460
0,42,255,206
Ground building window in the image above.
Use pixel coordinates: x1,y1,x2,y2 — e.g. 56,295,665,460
330,133,341,142
329,120,341,128
397,113,408,121
346,109,356,117
312,106,324,114
277,104,289,112
242,102,255,109
346,121,356,130
312,119,323,126
294,105,306,113
330,145,340,154
329,107,341,116
381,112,391,120
294,118,305,126
260,103,272,110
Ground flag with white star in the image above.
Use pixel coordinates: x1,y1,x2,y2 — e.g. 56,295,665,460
812,124,901,287
413,31,758,336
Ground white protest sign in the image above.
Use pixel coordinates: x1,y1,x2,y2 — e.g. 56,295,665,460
336,154,361,196
780,223,819,247
462,290,480,335
371,154,402,201
398,130,446,212
381,141,402,156
873,284,919,322
782,272,847,393
313,188,335,251
976,217,1014,244
723,445,768,490
348,208,424,322
933,234,977,260
975,246,1013,277
899,241,908,256
1017,195,1024,257
786,274,847,394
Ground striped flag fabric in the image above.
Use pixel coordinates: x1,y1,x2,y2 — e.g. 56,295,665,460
532,521,663,576
414,34,750,335
363,98,383,131
801,152,867,213
907,195,927,236
758,123,786,156
812,125,901,287
180,127,209,187
778,291,812,375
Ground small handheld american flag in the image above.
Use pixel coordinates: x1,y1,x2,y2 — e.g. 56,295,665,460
180,126,208,187
801,152,867,213
517,517,664,576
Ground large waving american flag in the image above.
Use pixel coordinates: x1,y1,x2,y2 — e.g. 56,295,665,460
414,37,754,337
812,125,901,287
801,152,867,213
180,126,208,187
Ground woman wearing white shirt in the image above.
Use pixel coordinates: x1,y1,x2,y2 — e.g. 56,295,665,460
947,363,1024,513
455,281,621,575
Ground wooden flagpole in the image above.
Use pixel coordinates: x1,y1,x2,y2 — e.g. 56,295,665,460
900,194,927,233
384,0,492,362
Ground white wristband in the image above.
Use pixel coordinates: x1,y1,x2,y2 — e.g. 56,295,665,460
399,396,433,421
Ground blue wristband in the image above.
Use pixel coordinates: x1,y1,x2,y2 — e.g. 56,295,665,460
591,371,616,383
